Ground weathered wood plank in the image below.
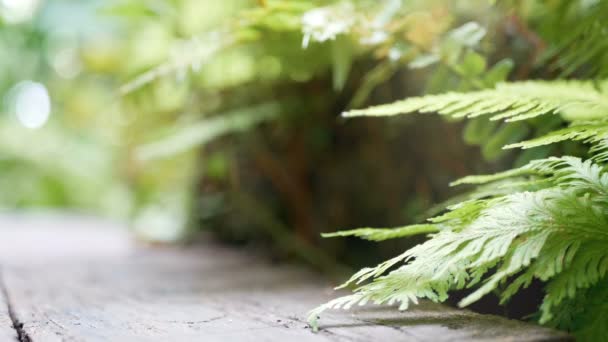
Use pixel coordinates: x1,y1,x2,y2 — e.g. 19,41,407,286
0,213,571,341
0,273,17,342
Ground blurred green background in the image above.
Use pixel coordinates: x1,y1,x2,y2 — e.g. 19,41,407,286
0,0,572,266
0,1,493,234
0,1,448,242
1,0,252,241
0,0,127,216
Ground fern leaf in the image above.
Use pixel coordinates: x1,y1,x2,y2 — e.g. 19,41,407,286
321,224,438,241
539,0,608,78
506,121,608,150
343,80,608,124
450,166,533,186
590,139,608,163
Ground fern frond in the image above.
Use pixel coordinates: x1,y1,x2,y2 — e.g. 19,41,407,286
455,156,608,198
311,156,608,339
120,2,318,93
450,166,536,186
590,139,608,163
541,281,608,341
321,224,438,241
539,0,608,78
120,29,235,94
344,80,608,123
505,120,608,150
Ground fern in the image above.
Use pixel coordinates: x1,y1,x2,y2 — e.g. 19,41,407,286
344,80,608,122
311,79,608,340
119,28,237,94
119,1,316,94
538,0,608,78
344,79,608,153
322,224,438,242
311,156,608,338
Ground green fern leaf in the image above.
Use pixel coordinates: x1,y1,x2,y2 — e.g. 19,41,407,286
506,121,608,150
343,80,608,123
321,224,438,241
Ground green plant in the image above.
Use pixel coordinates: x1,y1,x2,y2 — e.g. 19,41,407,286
307,0,608,337
309,79,608,339
112,2,608,335
113,0,489,244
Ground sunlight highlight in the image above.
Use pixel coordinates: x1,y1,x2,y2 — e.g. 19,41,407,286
9,81,51,129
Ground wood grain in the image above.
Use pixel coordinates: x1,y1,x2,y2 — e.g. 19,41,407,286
0,213,571,341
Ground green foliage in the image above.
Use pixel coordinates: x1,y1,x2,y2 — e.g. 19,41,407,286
136,102,279,161
0,2,130,215
345,80,608,161
537,0,608,78
322,224,438,242
312,153,608,339
110,0,492,242
313,78,608,339
344,80,608,123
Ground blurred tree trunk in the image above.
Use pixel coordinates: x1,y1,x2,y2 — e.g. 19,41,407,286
196,67,495,267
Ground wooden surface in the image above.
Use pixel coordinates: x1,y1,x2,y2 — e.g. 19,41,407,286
0,213,571,341
0,276,16,341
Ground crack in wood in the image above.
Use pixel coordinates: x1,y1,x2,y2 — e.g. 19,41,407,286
0,270,31,342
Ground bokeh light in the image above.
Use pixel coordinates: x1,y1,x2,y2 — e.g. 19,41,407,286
0,0,41,23
8,81,51,129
